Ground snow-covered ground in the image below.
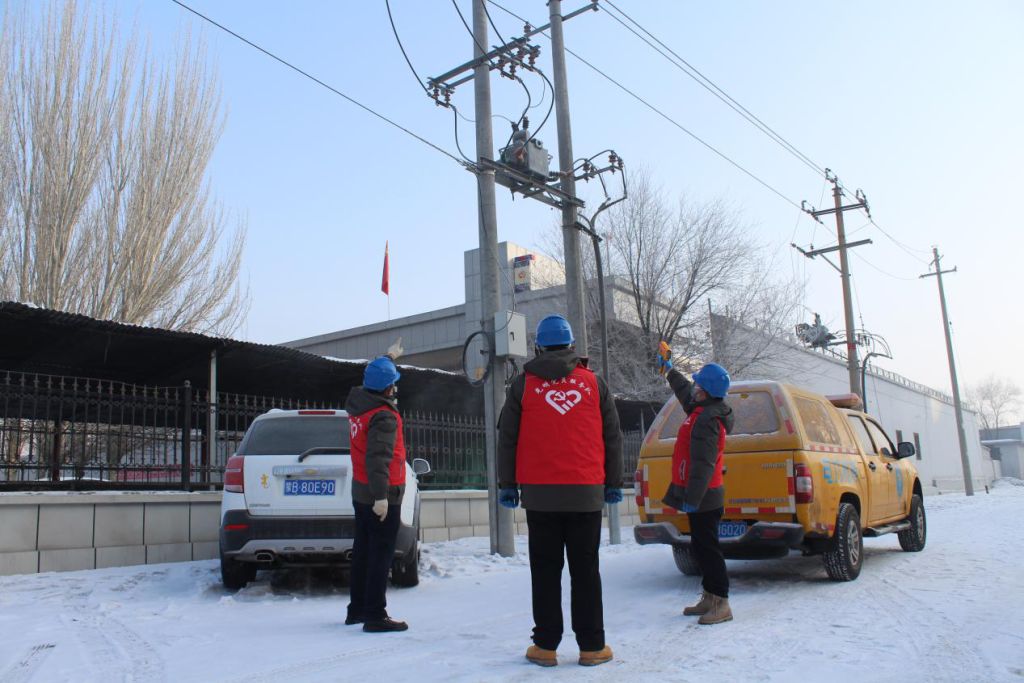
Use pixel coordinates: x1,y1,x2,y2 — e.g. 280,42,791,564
2,482,1023,683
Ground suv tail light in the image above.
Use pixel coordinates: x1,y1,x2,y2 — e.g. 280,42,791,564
224,455,245,493
634,469,644,508
794,462,813,504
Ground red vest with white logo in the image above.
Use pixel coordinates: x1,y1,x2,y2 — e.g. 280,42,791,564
349,405,406,486
515,366,605,485
671,406,726,489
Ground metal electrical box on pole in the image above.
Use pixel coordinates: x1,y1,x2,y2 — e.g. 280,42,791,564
494,311,528,359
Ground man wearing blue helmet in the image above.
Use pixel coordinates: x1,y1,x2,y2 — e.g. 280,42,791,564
344,348,408,633
658,349,736,625
498,314,623,667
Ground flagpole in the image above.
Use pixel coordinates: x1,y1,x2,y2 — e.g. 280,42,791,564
382,240,391,323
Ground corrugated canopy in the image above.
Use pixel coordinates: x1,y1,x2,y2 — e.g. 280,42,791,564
0,302,480,414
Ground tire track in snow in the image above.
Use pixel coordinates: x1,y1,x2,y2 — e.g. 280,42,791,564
62,575,167,683
0,643,56,683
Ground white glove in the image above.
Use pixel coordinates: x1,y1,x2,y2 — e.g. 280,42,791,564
386,337,404,360
373,499,388,521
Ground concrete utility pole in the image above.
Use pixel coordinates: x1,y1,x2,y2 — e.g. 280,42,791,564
798,170,872,399
472,0,515,555
920,248,974,496
549,0,588,356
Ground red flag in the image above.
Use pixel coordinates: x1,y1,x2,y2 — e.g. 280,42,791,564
381,241,390,295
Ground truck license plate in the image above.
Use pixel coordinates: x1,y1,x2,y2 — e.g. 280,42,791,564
718,521,747,538
283,479,336,496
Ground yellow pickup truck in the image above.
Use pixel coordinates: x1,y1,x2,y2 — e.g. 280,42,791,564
633,381,926,581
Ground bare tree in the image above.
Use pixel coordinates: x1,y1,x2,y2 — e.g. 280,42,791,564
0,1,247,334
968,376,1021,430
538,167,803,399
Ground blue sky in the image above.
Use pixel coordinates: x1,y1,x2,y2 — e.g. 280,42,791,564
15,1,1023,398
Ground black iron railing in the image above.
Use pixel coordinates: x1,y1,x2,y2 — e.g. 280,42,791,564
0,370,644,491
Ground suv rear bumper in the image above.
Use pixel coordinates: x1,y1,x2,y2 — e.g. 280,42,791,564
220,509,417,566
634,521,805,560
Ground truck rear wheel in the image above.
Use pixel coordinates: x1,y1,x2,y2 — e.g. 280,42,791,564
898,494,927,552
672,545,702,576
823,502,863,581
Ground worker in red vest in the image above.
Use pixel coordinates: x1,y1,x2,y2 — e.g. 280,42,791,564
345,353,408,633
659,350,735,625
498,315,623,667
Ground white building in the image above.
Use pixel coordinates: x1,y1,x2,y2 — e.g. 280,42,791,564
981,424,1024,480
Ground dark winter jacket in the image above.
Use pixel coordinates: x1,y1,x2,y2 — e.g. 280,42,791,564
662,368,735,512
344,386,406,506
497,348,624,512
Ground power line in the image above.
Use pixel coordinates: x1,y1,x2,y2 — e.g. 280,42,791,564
384,0,479,165
481,0,508,46
485,0,804,212
385,0,430,95
850,250,918,282
600,0,826,178
869,218,932,264
452,0,490,60
170,0,471,170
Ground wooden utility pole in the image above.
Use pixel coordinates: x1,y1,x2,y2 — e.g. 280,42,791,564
920,248,974,496
797,170,872,399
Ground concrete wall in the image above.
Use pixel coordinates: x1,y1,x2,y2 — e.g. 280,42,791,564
417,490,641,543
0,492,221,576
0,490,640,576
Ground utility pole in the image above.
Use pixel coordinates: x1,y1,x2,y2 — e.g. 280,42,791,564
472,0,515,555
920,248,974,496
797,170,871,399
428,1,608,554
549,0,587,356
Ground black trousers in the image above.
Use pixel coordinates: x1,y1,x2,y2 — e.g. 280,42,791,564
348,501,401,621
687,507,729,598
526,509,604,652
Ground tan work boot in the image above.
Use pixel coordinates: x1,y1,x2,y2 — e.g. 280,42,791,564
578,645,613,667
698,594,733,625
526,645,557,667
683,590,713,616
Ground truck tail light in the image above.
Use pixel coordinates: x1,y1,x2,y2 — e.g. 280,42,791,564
634,469,644,508
224,455,245,493
794,462,813,504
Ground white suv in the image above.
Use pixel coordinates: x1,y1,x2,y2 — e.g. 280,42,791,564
219,409,430,590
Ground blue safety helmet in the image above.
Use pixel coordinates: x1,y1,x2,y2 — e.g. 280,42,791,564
693,363,730,398
535,314,575,348
364,356,401,391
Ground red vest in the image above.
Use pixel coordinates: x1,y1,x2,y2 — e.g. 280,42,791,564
515,366,605,485
671,406,726,489
349,405,406,486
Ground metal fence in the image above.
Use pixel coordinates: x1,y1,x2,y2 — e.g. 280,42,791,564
0,370,644,491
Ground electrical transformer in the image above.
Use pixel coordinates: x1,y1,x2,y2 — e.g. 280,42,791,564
499,130,551,181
